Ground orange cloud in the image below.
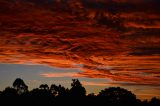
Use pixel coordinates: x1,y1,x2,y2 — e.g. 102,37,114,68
40,72,79,78
82,81,110,86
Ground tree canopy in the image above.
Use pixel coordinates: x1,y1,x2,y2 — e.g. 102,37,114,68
0,78,159,106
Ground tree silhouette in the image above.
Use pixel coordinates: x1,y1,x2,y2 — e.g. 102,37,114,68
87,93,96,97
39,84,49,90
0,87,19,106
13,78,28,94
98,87,137,105
58,85,69,97
69,79,86,97
50,84,69,97
50,84,59,96
29,88,53,105
149,97,160,106
0,78,160,106
2,87,17,97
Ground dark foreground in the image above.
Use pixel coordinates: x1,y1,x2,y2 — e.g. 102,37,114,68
0,78,160,106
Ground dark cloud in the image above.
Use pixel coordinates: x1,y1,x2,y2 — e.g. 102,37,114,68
130,46,160,56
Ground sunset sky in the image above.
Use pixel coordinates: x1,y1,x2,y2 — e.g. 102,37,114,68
0,0,160,100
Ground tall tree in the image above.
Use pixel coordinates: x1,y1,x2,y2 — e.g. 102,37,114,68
69,79,86,97
12,78,28,94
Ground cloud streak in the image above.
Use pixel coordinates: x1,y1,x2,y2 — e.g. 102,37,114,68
40,72,79,78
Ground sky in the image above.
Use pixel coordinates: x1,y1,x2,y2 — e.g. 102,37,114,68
0,0,160,100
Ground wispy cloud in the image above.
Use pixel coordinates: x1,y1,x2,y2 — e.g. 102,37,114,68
40,72,79,78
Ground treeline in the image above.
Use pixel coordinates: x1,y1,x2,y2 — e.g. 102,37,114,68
0,78,159,106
